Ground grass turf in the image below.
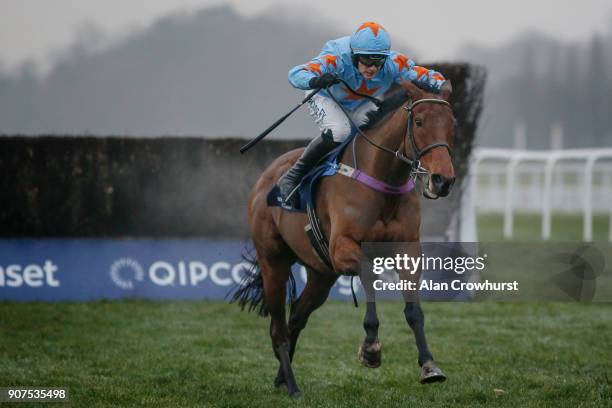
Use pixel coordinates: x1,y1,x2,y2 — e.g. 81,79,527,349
477,214,610,242
1,300,610,407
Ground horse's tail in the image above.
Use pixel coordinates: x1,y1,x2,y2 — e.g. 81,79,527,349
227,246,297,317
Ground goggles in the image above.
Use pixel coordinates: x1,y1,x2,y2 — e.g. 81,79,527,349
357,54,387,68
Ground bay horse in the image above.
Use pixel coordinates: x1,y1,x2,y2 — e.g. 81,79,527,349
234,79,456,397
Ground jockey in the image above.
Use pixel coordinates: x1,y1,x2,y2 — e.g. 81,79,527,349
278,21,448,208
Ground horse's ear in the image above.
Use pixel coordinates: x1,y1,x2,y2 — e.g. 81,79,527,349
399,80,424,100
440,80,452,101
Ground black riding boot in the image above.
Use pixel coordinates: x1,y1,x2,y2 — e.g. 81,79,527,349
278,130,340,208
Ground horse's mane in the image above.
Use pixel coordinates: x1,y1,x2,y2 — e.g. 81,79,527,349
360,85,409,132
360,81,448,132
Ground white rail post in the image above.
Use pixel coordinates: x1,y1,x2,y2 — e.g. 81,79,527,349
605,168,612,243
460,158,480,242
583,155,596,241
609,206,612,243
504,156,519,239
541,155,558,240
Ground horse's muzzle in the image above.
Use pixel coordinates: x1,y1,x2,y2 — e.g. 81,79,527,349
426,174,455,199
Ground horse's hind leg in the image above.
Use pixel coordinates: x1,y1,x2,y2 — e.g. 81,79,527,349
258,255,302,397
275,268,337,388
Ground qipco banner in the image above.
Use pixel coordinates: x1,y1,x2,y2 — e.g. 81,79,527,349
0,239,364,302
5,240,607,302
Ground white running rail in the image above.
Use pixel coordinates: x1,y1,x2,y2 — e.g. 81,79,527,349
460,148,612,242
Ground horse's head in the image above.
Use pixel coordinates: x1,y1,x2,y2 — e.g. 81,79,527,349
400,80,456,199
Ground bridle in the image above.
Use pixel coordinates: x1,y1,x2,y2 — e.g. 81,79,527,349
401,98,454,177
327,82,454,179
404,98,453,160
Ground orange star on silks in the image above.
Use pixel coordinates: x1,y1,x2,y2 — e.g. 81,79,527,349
344,79,380,101
357,21,384,37
306,62,322,75
323,54,337,69
414,66,430,79
432,72,445,81
393,54,410,71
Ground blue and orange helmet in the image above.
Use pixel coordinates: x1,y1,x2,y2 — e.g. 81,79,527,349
349,22,391,56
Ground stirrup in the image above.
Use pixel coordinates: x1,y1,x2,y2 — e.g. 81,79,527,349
278,131,338,209
280,183,301,209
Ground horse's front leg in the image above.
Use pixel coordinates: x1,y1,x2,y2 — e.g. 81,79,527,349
330,234,382,368
359,300,382,368
358,261,382,368
399,243,446,383
404,301,446,383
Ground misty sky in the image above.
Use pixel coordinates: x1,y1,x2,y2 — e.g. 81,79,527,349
1,0,611,73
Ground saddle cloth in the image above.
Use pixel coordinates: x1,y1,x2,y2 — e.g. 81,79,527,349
266,134,354,212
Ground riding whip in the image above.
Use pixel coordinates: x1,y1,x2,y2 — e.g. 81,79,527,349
239,88,322,154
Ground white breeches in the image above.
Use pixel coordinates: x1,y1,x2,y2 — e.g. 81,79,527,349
306,92,377,142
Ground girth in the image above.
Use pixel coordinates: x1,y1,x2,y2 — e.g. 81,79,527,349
304,202,359,307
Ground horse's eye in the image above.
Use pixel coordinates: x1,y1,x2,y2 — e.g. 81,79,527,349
415,118,424,127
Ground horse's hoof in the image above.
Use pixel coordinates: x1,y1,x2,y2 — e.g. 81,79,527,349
274,377,287,390
420,360,447,384
288,388,302,398
358,338,382,368
276,380,302,398
275,374,301,397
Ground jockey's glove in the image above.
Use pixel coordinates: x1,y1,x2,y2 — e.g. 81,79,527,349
309,73,340,89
